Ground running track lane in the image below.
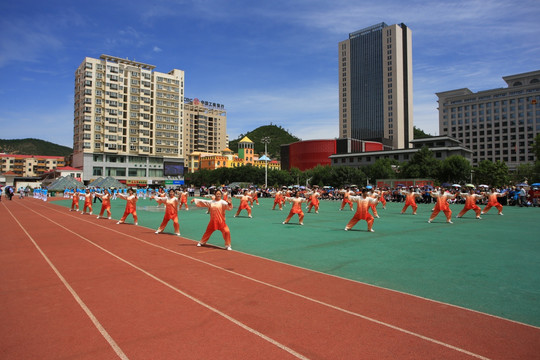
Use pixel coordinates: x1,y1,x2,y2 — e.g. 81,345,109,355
2,199,540,359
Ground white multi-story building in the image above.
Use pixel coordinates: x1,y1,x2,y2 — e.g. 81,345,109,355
437,70,540,169
73,55,185,185
339,22,413,149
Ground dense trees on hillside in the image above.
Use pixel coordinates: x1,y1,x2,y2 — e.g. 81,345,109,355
0,138,72,157
228,124,300,160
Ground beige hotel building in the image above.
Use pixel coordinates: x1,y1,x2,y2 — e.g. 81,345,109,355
184,97,227,157
437,70,540,169
73,55,185,185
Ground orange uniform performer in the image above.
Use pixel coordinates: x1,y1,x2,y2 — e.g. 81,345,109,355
82,190,93,215
307,190,320,213
428,190,456,223
70,190,80,211
339,188,354,211
95,190,112,219
250,189,259,205
283,192,308,225
117,189,138,225
482,189,505,215
379,189,389,209
401,188,421,215
234,191,253,218
272,190,284,210
178,190,189,211
368,191,380,218
457,190,483,219
194,190,234,250
154,189,180,235
345,190,379,232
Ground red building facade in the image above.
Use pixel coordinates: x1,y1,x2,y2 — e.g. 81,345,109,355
281,138,384,171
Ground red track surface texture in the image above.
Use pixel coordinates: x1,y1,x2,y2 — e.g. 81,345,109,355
1,199,539,359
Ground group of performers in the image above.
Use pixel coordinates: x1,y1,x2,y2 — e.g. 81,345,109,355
63,184,507,251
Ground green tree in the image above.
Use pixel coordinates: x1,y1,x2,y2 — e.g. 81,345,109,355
413,126,432,139
364,158,397,182
437,155,472,184
511,163,535,184
328,166,366,188
400,146,440,179
305,165,333,187
474,160,509,187
228,125,300,159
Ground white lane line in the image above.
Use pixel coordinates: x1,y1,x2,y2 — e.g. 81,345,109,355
17,202,309,360
31,201,494,359
3,203,129,360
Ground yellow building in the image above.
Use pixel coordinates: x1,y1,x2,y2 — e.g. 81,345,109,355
200,155,228,170
0,154,66,177
186,151,219,172
253,158,281,170
237,136,254,164
187,142,280,172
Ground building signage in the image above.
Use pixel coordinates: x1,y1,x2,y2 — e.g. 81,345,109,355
165,180,184,186
126,180,148,186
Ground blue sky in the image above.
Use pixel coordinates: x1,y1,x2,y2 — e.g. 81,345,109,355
1,0,539,147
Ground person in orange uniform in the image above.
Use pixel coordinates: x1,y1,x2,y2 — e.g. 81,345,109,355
401,187,422,215
178,187,189,211
81,189,94,215
345,188,379,232
95,189,112,219
457,188,484,219
306,188,320,213
193,189,234,250
339,187,354,211
428,188,456,224
153,189,181,236
378,188,389,210
116,188,138,225
283,191,308,225
368,188,380,218
481,188,505,216
272,188,285,210
234,190,253,218
250,188,260,205
70,189,80,212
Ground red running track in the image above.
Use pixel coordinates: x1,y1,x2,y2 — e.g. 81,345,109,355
1,199,539,359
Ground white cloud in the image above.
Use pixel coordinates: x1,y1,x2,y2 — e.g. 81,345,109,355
153,46,163,52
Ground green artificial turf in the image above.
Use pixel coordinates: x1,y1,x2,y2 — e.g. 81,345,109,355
54,196,540,327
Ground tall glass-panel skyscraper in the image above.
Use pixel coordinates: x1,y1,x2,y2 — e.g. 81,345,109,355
339,23,413,149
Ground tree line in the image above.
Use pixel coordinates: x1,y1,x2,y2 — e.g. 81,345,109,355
185,144,540,188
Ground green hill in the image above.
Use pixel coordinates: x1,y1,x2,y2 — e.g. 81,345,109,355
0,138,72,157
229,125,300,159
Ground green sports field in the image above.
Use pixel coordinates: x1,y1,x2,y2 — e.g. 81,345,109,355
53,196,540,327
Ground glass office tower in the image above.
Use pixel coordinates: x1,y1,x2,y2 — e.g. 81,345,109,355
339,23,413,149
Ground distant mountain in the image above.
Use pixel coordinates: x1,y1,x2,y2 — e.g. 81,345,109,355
228,125,300,160
0,138,72,157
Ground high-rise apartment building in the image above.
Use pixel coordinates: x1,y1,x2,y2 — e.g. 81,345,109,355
73,55,185,185
184,98,227,156
437,70,540,169
339,22,413,149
